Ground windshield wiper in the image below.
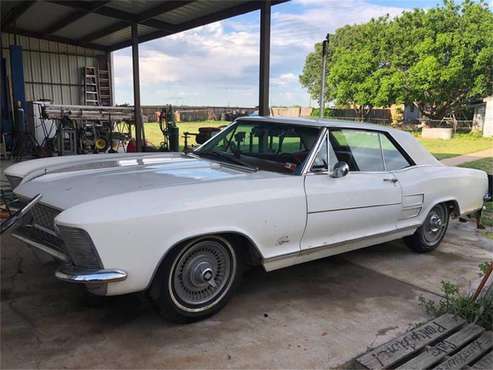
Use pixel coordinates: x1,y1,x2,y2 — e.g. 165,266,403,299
200,150,257,171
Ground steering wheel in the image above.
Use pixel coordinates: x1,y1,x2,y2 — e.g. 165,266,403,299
277,153,294,163
229,141,240,156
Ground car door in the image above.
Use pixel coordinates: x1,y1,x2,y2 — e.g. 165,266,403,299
301,128,402,251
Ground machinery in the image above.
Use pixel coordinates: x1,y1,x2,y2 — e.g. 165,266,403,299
183,127,222,152
158,105,179,152
41,104,134,155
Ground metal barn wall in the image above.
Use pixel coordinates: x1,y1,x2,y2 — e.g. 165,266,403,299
1,33,110,105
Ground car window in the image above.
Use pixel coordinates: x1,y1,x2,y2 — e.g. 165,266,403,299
311,134,337,172
195,121,320,174
329,129,385,172
379,134,412,171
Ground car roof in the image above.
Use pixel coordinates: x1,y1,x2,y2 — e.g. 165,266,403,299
236,115,396,133
235,115,441,167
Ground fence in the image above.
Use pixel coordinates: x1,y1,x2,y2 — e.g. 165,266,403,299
418,118,474,132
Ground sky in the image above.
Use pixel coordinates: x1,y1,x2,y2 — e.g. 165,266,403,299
113,0,492,108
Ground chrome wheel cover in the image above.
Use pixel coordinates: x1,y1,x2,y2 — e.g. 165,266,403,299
169,237,235,312
423,205,447,245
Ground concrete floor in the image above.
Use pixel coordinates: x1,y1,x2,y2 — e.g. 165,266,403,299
1,219,492,369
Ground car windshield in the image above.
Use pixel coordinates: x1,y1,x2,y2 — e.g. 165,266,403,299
194,120,321,174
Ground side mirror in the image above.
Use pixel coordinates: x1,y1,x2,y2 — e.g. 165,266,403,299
331,161,349,178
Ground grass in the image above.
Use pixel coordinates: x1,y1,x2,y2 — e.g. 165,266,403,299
459,157,493,238
416,132,493,160
458,157,493,175
131,120,229,150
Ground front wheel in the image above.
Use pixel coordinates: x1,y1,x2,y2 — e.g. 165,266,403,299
404,203,449,253
149,236,241,323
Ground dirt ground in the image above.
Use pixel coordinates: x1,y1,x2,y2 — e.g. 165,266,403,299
1,219,492,369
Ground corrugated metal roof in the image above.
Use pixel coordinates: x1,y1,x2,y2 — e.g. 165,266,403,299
53,13,116,40
16,2,71,32
1,0,289,51
156,0,247,25
93,24,157,47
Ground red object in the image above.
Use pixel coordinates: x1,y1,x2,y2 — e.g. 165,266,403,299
127,139,137,152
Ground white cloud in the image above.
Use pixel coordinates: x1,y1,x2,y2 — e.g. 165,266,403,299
272,73,298,86
113,0,408,106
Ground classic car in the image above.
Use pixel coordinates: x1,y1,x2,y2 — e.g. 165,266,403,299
3,116,490,322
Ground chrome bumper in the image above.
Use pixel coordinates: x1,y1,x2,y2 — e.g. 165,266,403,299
55,264,127,284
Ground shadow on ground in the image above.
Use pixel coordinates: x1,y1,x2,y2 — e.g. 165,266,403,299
1,220,491,369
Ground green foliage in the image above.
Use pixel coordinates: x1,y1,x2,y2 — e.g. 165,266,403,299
299,0,493,120
310,108,335,118
419,266,493,330
479,262,491,276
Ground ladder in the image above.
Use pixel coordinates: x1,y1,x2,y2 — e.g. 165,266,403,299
82,67,99,106
98,69,111,106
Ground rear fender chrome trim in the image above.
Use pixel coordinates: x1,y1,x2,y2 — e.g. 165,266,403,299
55,265,127,284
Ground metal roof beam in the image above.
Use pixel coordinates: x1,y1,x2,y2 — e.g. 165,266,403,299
80,1,195,43
41,1,111,34
1,0,36,30
108,0,288,51
1,26,109,51
136,1,196,23
80,21,129,43
48,1,176,30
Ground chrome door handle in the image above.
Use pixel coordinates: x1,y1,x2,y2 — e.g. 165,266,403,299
383,178,398,183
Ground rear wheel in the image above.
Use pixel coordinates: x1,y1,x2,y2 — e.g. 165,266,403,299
150,236,241,323
405,203,449,253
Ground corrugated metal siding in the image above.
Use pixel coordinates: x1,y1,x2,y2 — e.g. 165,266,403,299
1,33,109,105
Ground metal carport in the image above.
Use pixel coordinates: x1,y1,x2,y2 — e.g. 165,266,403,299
1,0,288,151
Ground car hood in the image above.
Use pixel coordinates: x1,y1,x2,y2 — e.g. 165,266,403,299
14,153,250,210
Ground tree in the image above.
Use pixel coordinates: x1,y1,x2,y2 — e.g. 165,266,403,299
299,0,493,120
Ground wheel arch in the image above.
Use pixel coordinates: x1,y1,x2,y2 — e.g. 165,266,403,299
146,230,263,292
443,199,460,218
421,197,460,221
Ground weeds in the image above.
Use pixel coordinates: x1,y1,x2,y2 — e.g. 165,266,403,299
419,264,493,330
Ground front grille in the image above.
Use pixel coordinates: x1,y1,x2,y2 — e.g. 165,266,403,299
31,204,60,231
15,225,66,254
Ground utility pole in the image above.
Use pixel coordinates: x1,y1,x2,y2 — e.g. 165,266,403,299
319,33,330,119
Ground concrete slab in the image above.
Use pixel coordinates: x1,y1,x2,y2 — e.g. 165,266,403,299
1,233,430,369
440,148,493,166
1,219,491,369
344,220,493,296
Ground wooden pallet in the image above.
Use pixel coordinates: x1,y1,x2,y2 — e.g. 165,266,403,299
356,314,492,370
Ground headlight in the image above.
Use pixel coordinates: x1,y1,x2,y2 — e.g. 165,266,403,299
58,226,103,269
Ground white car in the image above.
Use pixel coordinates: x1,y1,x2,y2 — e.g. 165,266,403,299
3,117,490,322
